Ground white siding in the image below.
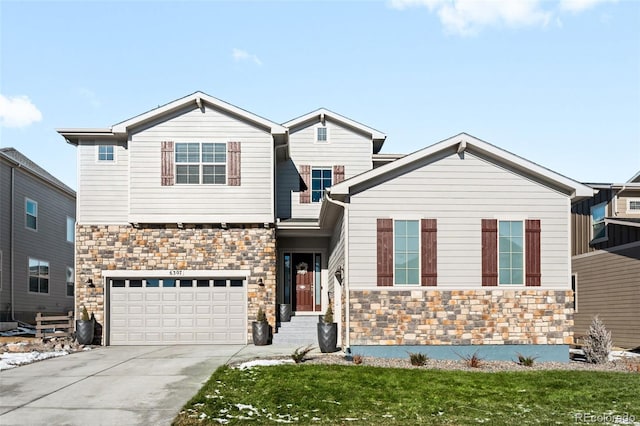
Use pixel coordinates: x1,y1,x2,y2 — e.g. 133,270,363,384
278,119,372,219
77,142,129,224
328,213,345,295
347,152,571,289
127,106,274,223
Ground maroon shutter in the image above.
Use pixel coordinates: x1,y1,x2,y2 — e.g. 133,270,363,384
481,219,498,286
421,219,437,286
377,219,393,287
525,219,541,286
300,165,311,204
161,141,174,186
227,142,241,186
333,165,345,184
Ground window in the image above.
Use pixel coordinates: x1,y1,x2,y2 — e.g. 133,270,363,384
591,202,607,241
175,142,226,184
316,126,328,142
66,267,74,297
25,199,37,230
29,258,49,294
66,217,75,243
571,274,577,312
628,199,640,214
98,145,114,161
311,168,332,202
394,220,420,285
498,221,524,285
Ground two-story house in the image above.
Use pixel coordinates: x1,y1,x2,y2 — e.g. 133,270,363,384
0,148,76,324
571,172,640,349
58,92,592,360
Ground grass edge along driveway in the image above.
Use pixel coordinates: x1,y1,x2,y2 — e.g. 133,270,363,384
174,364,640,425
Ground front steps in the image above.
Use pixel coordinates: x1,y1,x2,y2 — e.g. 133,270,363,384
272,314,318,346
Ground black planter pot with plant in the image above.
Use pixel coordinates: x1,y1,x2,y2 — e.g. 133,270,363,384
317,305,338,353
278,303,292,322
252,307,271,346
75,306,94,345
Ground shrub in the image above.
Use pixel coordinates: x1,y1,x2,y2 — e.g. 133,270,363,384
256,307,267,323
323,305,334,323
583,315,612,364
352,354,364,365
291,345,314,363
516,353,538,367
408,352,428,366
80,306,90,321
458,350,483,368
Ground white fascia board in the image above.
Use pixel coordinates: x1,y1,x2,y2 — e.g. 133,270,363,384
103,269,250,278
284,108,386,140
331,133,594,199
56,128,120,145
605,218,640,228
112,91,287,135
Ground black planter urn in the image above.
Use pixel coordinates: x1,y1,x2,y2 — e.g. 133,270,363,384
317,322,338,353
278,304,292,322
76,319,94,345
252,321,271,346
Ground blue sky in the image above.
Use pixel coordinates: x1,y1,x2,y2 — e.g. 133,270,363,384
1,0,638,190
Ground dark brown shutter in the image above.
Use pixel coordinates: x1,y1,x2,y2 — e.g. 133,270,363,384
377,219,393,287
481,219,498,286
421,219,437,286
161,141,174,186
525,219,541,286
333,165,345,184
300,165,311,204
227,142,241,186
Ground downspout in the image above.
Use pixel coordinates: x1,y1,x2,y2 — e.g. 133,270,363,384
325,193,350,351
9,166,15,321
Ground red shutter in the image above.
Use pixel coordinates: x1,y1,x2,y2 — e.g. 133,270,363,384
525,219,541,286
481,219,498,286
377,219,393,287
227,142,241,186
421,219,437,286
300,165,311,204
333,165,345,184
161,141,174,186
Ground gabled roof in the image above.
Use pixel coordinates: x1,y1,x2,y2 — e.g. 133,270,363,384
58,91,287,145
0,148,75,197
283,108,387,154
629,171,640,183
329,133,594,201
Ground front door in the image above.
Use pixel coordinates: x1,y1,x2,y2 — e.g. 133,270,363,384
295,267,314,311
291,253,318,312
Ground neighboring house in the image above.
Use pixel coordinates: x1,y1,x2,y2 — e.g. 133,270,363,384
0,148,76,323
58,92,592,360
571,172,640,349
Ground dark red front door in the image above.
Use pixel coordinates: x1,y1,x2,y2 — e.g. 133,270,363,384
295,271,313,311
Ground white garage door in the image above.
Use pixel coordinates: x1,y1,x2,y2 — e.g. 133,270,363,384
109,277,246,345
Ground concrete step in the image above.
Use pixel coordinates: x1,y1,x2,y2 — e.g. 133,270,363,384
273,315,319,346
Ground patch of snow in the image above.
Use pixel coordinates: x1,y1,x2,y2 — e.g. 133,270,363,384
609,351,640,361
236,359,295,370
0,350,68,371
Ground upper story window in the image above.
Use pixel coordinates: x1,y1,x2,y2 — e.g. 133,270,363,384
311,168,332,202
628,199,640,214
66,216,75,243
25,198,37,230
394,220,420,285
98,145,115,162
591,202,607,241
498,220,524,285
316,126,328,143
175,142,226,184
66,266,74,297
29,258,49,294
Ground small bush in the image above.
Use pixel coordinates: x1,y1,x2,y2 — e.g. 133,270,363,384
291,345,314,363
80,306,90,321
516,353,538,367
256,307,267,322
408,352,428,366
323,305,334,323
352,354,364,365
458,350,483,368
583,315,612,364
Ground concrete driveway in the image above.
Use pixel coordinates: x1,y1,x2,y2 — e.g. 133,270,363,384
0,344,297,426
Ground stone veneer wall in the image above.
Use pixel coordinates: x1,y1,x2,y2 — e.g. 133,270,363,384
350,290,573,346
75,224,276,343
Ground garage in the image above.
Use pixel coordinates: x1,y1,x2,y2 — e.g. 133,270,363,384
108,276,247,345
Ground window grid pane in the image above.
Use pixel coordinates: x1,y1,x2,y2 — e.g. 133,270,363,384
28,258,49,293
311,168,332,203
98,145,114,161
317,127,327,142
498,221,524,285
394,220,420,285
176,142,226,184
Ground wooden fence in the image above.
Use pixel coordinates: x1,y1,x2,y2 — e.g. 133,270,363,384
35,311,74,338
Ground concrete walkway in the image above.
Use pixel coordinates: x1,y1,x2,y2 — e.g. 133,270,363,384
0,344,301,426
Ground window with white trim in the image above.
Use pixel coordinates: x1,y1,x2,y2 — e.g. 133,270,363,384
66,267,74,297
66,216,75,243
571,274,577,312
26,199,37,230
591,202,607,241
29,258,49,294
98,145,114,161
316,126,328,143
628,199,640,214
175,142,226,184
394,220,420,285
311,167,332,202
498,220,524,285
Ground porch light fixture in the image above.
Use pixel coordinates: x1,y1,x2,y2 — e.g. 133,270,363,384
258,278,264,287
86,278,95,288
334,266,344,283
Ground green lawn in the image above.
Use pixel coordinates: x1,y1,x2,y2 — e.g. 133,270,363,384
174,364,640,425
